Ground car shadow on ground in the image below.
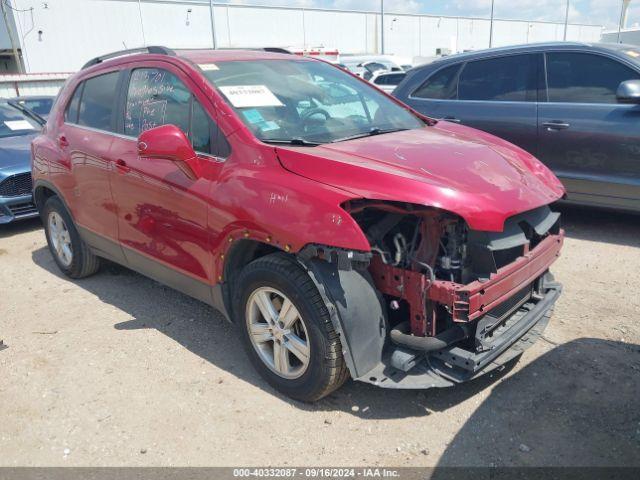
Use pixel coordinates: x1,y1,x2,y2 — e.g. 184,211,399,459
28,200,640,424
557,204,640,248
31,245,517,419
0,217,41,239
433,338,640,467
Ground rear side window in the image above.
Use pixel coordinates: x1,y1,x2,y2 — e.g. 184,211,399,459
125,68,230,157
64,84,83,123
411,64,460,100
458,54,536,102
546,52,640,103
77,72,120,131
376,73,405,86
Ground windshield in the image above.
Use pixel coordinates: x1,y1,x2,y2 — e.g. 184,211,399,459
202,59,423,144
19,98,54,116
0,103,40,139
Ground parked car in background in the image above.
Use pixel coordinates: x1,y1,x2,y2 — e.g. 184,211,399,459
393,42,640,212
33,47,564,402
8,96,55,121
0,101,44,224
341,56,404,79
369,71,407,93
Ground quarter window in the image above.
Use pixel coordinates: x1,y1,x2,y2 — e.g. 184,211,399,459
190,100,212,154
545,52,640,103
412,64,460,100
458,54,536,102
64,84,83,123
77,71,120,131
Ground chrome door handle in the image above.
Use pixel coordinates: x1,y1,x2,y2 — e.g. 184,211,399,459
543,121,570,130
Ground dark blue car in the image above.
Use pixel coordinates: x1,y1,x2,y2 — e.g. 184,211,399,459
0,101,44,224
394,42,640,212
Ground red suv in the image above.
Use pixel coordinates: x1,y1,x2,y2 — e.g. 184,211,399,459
32,47,565,401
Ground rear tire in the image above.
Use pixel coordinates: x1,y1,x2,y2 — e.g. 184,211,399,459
234,253,348,402
42,196,100,279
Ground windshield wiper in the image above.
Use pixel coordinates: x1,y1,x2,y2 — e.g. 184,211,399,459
262,138,321,147
331,127,409,143
6,100,46,127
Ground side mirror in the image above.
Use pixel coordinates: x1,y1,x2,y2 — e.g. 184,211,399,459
137,124,196,162
616,79,640,104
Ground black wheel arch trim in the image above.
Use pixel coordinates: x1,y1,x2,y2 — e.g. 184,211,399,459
33,179,69,212
299,256,387,380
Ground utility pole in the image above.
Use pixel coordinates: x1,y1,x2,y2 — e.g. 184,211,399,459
209,0,217,49
380,0,385,54
1,0,24,73
618,0,631,43
563,0,570,41
488,0,495,48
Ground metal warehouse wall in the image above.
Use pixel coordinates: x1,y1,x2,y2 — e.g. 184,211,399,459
601,28,640,45
8,0,603,74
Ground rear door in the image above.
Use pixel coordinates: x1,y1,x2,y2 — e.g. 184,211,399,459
59,70,124,260
538,51,640,209
407,54,540,156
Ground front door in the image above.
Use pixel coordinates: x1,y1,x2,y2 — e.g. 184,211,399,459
538,51,640,209
109,64,226,304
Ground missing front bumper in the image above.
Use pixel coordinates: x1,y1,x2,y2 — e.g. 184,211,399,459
356,274,561,389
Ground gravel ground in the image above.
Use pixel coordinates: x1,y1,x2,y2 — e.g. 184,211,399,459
0,206,639,467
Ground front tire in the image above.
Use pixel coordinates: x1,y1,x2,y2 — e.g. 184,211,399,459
42,196,100,279
234,253,348,402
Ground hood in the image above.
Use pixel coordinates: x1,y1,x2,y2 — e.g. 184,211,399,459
0,133,37,174
276,123,565,232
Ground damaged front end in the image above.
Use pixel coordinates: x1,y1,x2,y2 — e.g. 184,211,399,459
301,201,563,389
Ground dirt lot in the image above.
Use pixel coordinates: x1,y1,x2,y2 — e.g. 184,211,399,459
1,206,639,467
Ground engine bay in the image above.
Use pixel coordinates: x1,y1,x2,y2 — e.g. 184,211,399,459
343,200,563,343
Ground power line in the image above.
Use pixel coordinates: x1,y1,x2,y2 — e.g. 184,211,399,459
2,0,33,13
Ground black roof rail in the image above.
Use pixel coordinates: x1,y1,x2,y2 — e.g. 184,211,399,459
217,47,293,54
261,47,292,54
81,46,175,69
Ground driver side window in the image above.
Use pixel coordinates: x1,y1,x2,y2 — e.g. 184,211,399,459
125,68,190,136
124,68,230,157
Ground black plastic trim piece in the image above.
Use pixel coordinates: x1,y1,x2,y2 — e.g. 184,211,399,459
356,272,561,389
430,281,561,376
77,226,126,265
298,244,371,271
301,257,387,379
123,246,215,307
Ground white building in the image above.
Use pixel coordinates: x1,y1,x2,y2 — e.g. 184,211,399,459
602,27,640,45
1,0,604,74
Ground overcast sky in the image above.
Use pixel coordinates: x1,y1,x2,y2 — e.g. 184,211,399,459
218,0,638,30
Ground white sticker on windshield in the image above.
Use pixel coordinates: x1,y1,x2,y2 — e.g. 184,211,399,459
219,85,283,108
4,120,35,131
199,63,219,71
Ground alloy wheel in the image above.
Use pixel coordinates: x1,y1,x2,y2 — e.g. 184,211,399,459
245,287,311,379
48,211,73,267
